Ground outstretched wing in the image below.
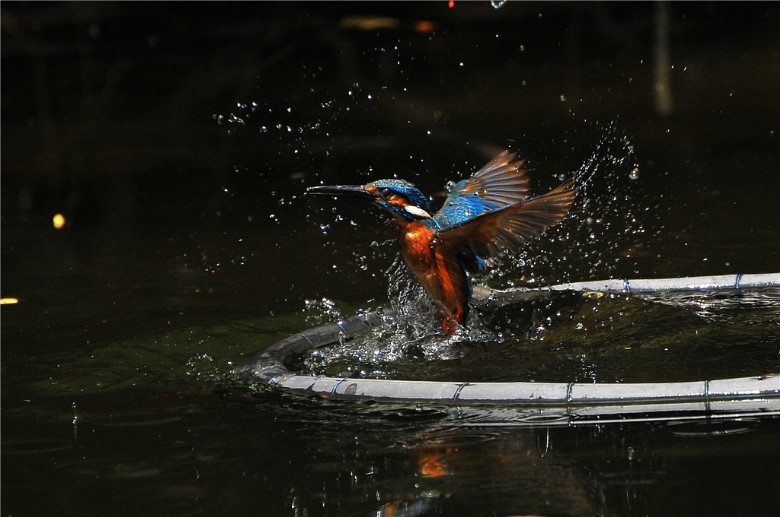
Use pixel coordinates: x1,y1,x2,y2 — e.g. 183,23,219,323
433,151,531,229
437,180,578,259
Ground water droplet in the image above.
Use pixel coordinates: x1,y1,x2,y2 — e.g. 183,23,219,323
491,0,507,8
629,167,640,180
559,94,567,102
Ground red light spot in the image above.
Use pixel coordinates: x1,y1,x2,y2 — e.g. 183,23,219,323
448,0,454,8
418,452,447,477
414,20,435,33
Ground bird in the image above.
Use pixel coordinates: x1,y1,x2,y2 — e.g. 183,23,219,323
307,151,578,334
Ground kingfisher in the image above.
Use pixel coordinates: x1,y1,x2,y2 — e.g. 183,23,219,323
307,151,578,334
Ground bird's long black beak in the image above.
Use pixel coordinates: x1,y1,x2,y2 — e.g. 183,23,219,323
306,184,374,199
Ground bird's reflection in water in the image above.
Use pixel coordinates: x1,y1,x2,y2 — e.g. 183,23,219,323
372,425,591,517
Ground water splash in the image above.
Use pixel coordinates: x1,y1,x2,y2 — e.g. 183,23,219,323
299,122,665,379
484,122,654,289
302,257,468,377
638,287,780,325
303,297,343,326
302,255,509,378
215,109,685,384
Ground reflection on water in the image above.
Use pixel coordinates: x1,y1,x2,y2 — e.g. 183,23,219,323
5,271,778,515
4,379,779,516
3,2,780,516
214,398,780,517
7,280,777,514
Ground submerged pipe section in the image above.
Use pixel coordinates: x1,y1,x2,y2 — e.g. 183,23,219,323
236,273,780,413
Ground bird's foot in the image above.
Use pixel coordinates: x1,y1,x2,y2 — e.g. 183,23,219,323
439,311,465,336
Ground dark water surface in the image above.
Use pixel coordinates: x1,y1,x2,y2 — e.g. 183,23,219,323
3,3,780,516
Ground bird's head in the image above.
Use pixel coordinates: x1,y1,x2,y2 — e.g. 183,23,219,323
307,179,432,221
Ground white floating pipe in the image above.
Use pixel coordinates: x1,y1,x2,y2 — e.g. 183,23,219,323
472,272,780,306
236,273,780,416
267,372,780,409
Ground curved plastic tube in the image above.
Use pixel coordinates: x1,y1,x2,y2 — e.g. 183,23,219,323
236,273,780,415
471,272,780,306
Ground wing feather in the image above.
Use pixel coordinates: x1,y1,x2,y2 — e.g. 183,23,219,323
438,180,578,259
433,151,531,228
456,150,531,205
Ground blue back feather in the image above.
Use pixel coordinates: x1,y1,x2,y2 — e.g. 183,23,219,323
432,182,506,229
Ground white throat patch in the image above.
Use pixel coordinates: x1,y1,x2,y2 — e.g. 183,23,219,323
404,205,432,219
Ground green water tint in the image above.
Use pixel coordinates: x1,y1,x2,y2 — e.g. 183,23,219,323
299,287,780,384
26,311,313,396
27,282,778,401
4,4,779,515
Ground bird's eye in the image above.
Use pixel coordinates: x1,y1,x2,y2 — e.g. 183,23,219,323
381,188,392,197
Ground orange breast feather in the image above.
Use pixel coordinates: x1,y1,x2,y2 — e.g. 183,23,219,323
400,223,466,321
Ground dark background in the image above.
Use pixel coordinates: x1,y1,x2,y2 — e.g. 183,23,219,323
2,3,779,516
3,1,778,338
4,2,778,224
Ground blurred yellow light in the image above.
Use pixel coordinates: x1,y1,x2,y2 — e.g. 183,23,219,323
1,298,19,305
340,16,398,31
53,213,66,229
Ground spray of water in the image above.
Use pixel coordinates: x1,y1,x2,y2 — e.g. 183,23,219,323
303,256,474,378
301,122,658,378
487,122,652,290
